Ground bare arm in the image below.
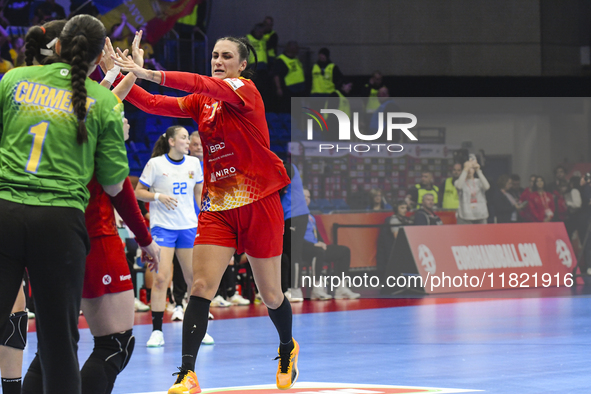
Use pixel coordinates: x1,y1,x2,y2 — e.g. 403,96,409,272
194,182,203,210
135,181,178,210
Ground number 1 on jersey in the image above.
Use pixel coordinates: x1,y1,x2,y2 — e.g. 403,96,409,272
25,121,49,173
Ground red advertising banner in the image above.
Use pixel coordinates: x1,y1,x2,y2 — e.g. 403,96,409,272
316,211,457,268
388,223,578,294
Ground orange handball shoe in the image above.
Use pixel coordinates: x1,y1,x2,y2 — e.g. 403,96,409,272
168,368,201,394
275,338,299,390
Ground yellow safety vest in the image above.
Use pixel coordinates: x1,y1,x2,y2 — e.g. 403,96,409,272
277,54,305,86
441,177,459,209
311,63,335,94
262,31,276,58
416,184,439,205
335,90,351,117
246,34,267,66
177,5,198,26
366,86,381,112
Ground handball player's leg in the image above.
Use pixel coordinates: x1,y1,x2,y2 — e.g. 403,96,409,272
81,290,135,394
248,254,299,390
168,244,233,394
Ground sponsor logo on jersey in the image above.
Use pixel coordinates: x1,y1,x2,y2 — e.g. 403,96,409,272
102,275,112,285
14,81,96,114
212,166,236,181
209,142,225,153
120,274,132,281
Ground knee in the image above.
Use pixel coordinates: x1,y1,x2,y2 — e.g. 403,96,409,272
152,274,170,290
262,292,283,309
190,278,215,298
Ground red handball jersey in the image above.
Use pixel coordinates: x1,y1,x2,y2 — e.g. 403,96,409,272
85,176,118,238
126,72,290,211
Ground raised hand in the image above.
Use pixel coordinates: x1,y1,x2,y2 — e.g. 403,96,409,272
131,30,145,68
112,47,149,80
99,37,117,74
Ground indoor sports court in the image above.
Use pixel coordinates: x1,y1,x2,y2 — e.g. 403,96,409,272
22,288,591,393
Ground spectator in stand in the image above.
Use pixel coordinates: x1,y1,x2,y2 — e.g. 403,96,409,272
564,176,582,238
406,170,439,209
518,174,537,222
455,159,490,224
262,16,277,67
440,163,462,210
524,176,555,222
302,189,360,300
367,188,392,211
273,41,305,113
492,174,526,223
362,70,385,114
247,23,272,105
552,180,568,223
31,0,65,25
310,47,342,97
548,165,567,193
413,194,443,225
509,174,524,201
110,14,136,52
376,200,413,276
327,77,353,114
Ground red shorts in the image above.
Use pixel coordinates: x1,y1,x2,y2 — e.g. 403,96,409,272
82,234,133,299
195,192,284,258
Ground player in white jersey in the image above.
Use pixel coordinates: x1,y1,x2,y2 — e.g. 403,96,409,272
136,125,204,347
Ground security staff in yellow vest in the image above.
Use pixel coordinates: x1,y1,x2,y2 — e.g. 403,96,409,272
440,163,462,210
310,47,342,97
362,70,385,113
326,78,353,117
406,171,440,208
273,41,306,112
246,23,268,71
262,16,278,66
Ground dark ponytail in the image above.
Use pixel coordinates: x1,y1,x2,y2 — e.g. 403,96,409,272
24,20,67,66
151,126,184,158
216,36,257,79
51,15,106,145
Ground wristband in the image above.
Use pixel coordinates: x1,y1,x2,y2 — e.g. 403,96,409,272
104,66,121,84
153,193,160,202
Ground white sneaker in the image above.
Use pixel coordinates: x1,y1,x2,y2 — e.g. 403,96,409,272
134,298,150,312
26,309,35,319
228,293,250,306
210,295,231,307
208,312,214,320
146,330,164,347
310,286,332,301
202,332,215,345
289,288,304,302
171,305,184,321
334,285,361,299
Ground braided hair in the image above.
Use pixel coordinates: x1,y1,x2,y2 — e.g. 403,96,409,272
215,36,257,79
46,15,106,145
24,20,67,66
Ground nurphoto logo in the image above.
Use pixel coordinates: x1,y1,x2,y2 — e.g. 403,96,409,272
302,107,418,153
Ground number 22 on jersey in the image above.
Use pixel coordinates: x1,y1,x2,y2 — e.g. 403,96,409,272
25,121,49,173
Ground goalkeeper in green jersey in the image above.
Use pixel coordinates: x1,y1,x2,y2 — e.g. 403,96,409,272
0,15,129,394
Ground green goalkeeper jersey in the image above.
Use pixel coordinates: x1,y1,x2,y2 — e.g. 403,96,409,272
0,63,129,212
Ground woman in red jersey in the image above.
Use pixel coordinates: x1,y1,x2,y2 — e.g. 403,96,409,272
114,36,298,393
20,27,161,394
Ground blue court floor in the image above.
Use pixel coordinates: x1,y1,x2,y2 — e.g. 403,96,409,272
19,295,591,394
